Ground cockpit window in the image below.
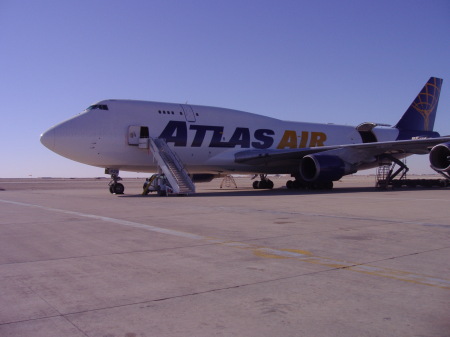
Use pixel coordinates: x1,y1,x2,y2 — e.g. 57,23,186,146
86,104,109,111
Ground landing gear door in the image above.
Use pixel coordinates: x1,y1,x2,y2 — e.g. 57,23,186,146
128,125,140,145
181,104,196,122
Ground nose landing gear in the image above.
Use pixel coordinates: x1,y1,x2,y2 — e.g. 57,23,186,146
106,168,125,194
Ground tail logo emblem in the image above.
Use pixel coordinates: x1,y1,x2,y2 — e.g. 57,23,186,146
412,78,441,131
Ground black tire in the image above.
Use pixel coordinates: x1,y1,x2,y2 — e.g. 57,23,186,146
439,180,448,187
257,180,274,189
294,180,304,189
113,183,125,194
253,181,259,189
323,181,333,190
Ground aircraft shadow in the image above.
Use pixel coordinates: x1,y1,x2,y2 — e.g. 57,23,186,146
119,185,393,198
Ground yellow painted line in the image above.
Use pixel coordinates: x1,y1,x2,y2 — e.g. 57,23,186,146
2,198,450,290
349,265,450,289
245,245,450,289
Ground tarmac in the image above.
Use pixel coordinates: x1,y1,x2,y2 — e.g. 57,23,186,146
0,175,449,337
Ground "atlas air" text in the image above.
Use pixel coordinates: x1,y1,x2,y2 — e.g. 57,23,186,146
159,121,327,149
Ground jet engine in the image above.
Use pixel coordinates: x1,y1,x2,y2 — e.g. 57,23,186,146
429,142,450,173
300,154,355,182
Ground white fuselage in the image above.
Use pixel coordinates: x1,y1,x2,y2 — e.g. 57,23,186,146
41,99,399,175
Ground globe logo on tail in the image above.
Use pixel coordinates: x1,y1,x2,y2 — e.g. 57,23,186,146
412,78,441,131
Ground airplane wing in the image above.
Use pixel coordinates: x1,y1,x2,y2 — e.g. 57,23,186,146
234,136,450,168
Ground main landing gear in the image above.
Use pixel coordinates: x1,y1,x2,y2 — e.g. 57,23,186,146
106,168,125,194
251,174,334,190
252,174,274,189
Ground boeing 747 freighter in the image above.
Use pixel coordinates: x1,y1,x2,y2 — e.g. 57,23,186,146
41,77,450,195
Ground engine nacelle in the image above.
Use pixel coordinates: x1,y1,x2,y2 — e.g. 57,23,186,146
429,142,450,173
300,154,355,182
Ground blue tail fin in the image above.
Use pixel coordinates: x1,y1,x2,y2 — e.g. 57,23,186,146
395,77,443,134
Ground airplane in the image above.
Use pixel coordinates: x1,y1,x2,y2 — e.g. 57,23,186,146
41,77,450,195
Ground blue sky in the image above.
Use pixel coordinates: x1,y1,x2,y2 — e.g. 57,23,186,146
1,0,449,177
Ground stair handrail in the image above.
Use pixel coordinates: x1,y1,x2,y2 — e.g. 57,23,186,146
153,138,190,178
150,137,195,193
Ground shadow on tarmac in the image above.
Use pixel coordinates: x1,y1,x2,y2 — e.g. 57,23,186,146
117,185,409,198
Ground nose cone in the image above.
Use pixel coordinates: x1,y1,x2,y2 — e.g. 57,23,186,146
40,128,55,150
40,113,103,166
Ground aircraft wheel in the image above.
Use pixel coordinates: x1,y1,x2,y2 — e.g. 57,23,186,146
109,185,114,194
257,180,274,189
323,181,333,190
294,180,304,189
253,181,259,189
112,183,125,194
311,182,321,190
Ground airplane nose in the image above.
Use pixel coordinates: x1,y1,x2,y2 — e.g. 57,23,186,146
40,128,55,150
40,113,102,164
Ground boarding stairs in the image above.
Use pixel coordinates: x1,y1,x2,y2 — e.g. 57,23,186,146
148,138,195,195
375,163,394,189
375,156,449,189
375,156,407,189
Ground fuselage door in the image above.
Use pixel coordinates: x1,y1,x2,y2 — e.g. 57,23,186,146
128,125,149,148
128,125,140,145
181,104,196,122
356,122,378,143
